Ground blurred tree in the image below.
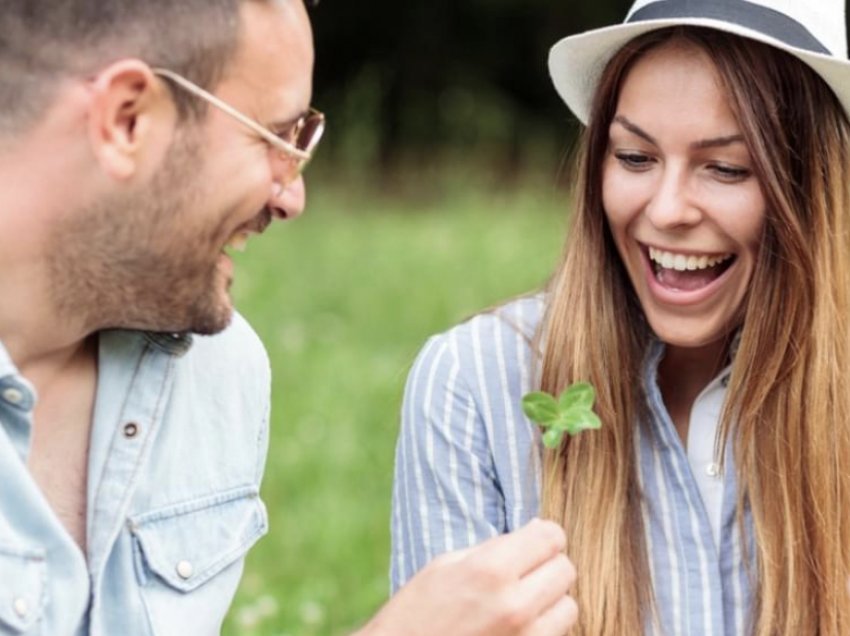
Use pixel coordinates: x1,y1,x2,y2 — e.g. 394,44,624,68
309,0,632,179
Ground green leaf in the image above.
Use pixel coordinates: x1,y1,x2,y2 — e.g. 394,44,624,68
558,382,595,412
521,392,559,424
542,428,564,449
565,410,602,436
547,411,573,432
523,382,602,442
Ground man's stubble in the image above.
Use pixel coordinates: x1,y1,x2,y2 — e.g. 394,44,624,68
47,129,235,336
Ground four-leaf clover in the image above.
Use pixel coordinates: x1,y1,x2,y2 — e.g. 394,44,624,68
521,382,601,449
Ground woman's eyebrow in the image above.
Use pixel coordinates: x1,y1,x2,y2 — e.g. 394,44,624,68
612,115,657,145
612,115,745,149
690,134,745,149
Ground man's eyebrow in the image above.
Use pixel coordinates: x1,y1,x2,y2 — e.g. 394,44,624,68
612,115,745,150
268,110,309,132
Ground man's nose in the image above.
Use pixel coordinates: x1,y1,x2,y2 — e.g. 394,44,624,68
269,175,306,220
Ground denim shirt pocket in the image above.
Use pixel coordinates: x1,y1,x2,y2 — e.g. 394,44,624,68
0,544,46,634
129,485,268,593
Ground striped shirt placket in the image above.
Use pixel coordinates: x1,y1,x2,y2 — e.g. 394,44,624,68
644,345,726,634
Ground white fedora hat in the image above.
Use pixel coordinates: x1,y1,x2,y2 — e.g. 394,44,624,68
549,0,850,124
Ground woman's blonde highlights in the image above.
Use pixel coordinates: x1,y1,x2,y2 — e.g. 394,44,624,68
538,26,850,634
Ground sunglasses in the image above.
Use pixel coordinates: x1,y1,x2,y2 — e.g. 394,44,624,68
153,67,325,183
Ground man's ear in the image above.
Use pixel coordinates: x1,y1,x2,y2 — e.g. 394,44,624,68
86,59,174,180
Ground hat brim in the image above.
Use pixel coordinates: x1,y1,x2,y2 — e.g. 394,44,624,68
549,17,850,124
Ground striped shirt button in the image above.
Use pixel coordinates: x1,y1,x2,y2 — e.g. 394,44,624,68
706,462,721,478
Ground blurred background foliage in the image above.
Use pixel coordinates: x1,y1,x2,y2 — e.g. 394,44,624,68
224,189,567,635
223,1,633,634
310,0,632,187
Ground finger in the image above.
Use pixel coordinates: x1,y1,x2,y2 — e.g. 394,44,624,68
524,595,579,636
513,552,576,622
471,519,566,579
428,544,473,567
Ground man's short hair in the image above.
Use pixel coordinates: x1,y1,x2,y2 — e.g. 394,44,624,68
0,0,270,136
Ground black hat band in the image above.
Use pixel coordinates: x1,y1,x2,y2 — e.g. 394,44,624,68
627,0,830,55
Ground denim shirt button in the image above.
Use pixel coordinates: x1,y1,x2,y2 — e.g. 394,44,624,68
176,560,194,579
2,387,23,405
13,597,28,618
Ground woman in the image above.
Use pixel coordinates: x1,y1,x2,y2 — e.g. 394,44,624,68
391,1,850,634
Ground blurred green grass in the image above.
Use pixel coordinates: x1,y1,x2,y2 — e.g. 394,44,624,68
223,181,568,636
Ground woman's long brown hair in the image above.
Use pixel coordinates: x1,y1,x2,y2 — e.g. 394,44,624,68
538,27,850,634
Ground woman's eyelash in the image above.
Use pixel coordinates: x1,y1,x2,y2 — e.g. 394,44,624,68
710,164,750,181
614,152,653,168
613,151,751,182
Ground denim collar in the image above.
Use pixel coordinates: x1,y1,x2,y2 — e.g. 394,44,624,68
0,338,18,380
0,328,193,381
141,331,193,357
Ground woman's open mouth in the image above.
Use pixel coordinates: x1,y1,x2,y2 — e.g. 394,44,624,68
646,246,736,293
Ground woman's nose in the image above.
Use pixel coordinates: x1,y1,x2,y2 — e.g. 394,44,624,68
644,168,701,229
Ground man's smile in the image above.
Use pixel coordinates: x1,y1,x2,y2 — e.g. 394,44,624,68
224,208,273,254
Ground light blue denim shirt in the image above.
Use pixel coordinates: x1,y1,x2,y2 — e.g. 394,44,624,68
392,296,756,635
0,312,271,635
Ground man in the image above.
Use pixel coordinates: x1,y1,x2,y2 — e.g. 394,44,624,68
0,1,577,634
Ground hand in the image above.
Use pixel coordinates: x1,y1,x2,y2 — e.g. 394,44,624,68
359,519,577,636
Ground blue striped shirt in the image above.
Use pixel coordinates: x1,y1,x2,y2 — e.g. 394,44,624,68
391,295,755,635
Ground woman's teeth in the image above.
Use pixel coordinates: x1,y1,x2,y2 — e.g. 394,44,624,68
648,247,733,271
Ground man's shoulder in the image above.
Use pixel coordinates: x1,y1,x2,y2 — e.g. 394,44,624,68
102,311,271,403
187,311,270,377
173,313,272,418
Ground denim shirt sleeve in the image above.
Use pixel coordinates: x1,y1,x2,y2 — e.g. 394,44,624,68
0,311,272,636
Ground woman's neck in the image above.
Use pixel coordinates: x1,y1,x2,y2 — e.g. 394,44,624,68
657,337,730,445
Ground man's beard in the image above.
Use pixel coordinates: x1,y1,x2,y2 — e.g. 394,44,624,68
47,132,235,336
